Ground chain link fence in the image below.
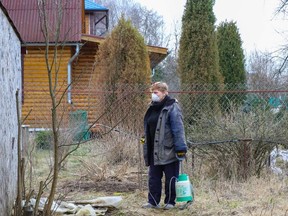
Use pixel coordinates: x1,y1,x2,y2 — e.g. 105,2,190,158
22,82,288,181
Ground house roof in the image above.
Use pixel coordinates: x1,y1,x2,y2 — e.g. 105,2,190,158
85,0,108,11
1,0,167,67
0,1,22,42
1,0,83,43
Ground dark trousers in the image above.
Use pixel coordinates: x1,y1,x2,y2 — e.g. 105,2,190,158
148,160,180,205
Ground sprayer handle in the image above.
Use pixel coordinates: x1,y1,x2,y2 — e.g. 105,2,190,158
176,152,186,161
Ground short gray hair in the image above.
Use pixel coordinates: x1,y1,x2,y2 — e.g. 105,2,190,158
151,82,168,92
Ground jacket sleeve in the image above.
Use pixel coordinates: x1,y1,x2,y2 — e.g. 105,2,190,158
169,103,187,153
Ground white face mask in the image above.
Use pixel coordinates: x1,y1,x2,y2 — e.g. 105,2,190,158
151,93,161,102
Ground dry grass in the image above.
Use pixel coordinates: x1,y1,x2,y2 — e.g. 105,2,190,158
25,135,288,216
189,175,288,216
111,174,288,216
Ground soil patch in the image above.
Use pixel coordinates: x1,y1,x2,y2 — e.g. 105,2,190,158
61,178,140,194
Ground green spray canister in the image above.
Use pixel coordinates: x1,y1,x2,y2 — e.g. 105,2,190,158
176,156,194,203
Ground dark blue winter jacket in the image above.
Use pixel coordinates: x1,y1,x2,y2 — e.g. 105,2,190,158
143,97,187,166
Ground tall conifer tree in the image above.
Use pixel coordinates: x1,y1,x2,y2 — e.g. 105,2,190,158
217,21,246,85
97,16,151,86
178,0,223,85
217,21,246,110
177,0,223,122
96,16,151,131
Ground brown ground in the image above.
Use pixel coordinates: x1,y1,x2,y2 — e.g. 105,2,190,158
62,178,139,194
33,142,288,216
56,171,288,216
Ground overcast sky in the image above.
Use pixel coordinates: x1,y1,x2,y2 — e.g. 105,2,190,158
135,0,286,54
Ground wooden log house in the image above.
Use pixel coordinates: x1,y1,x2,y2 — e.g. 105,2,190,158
2,0,168,129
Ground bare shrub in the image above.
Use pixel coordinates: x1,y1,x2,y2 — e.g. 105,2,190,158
188,103,288,180
98,131,139,165
64,122,143,186
80,160,107,182
80,160,129,183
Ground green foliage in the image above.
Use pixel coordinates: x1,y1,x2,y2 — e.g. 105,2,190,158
217,21,246,111
178,0,224,121
217,21,246,85
96,16,151,132
35,131,52,150
97,16,151,86
178,0,223,85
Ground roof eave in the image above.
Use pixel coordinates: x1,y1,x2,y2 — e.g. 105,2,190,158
85,9,108,11
81,34,105,44
147,45,169,68
81,34,169,68
147,45,168,55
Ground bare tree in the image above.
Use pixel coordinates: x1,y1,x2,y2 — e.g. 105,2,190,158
95,0,168,47
276,0,288,15
37,0,64,214
246,50,284,88
158,21,181,91
271,1,288,74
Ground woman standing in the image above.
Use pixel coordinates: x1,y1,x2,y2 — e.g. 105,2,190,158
142,82,187,210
